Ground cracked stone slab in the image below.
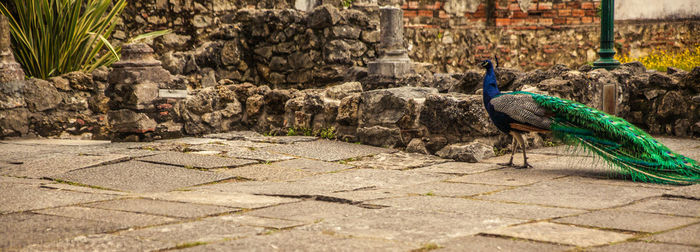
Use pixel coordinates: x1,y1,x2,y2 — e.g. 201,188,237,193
485,222,634,247
0,213,122,251
368,196,586,221
642,223,700,246
247,200,373,223
34,206,178,228
302,208,524,244
1,139,111,146
436,235,573,252
120,218,265,245
178,229,414,251
85,198,239,218
0,143,60,163
0,153,129,178
144,190,300,209
51,160,230,193
383,182,507,197
220,158,351,181
478,179,667,209
204,131,263,140
664,184,700,199
196,169,452,196
40,183,130,196
220,147,296,162
347,152,449,170
0,183,115,214
447,167,568,186
22,234,172,252
411,162,501,175
263,139,395,161
589,241,699,252
615,197,700,217
247,135,318,144
138,152,256,169
554,209,699,233
154,137,225,145
213,214,305,229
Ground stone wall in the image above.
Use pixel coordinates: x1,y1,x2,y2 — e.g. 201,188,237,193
132,5,379,89
0,71,110,139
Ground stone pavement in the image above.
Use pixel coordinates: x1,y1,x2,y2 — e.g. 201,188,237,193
1,132,699,251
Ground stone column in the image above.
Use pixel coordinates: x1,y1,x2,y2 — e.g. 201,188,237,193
107,43,178,141
368,6,411,77
0,15,24,83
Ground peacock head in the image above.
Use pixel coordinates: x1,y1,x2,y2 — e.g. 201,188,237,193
479,59,493,69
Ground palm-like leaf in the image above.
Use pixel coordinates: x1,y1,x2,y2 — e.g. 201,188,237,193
0,0,168,79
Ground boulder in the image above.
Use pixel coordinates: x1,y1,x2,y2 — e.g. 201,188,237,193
24,79,61,112
307,4,341,28
436,141,495,162
420,93,498,143
359,87,437,128
324,81,363,100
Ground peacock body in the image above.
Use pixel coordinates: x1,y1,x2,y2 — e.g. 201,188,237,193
479,59,700,184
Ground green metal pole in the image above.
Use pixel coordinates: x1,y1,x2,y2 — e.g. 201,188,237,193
593,0,620,70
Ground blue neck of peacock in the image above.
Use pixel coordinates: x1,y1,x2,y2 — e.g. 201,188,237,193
482,66,500,104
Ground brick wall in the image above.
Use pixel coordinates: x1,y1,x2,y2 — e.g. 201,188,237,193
402,0,600,29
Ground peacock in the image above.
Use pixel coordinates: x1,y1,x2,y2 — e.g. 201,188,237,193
479,59,700,184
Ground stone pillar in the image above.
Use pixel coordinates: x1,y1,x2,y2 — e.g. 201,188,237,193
367,6,411,77
107,43,178,141
0,15,24,83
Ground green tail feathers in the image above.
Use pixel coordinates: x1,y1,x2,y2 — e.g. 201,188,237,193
516,91,700,184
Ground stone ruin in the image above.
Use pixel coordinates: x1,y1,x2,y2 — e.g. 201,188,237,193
1,5,699,162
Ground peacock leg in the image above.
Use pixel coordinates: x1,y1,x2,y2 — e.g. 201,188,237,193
498,138,516,167
511,132,533,169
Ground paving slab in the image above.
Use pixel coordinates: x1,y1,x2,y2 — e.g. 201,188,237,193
138,152,256,169
120,218,265,245
554,209,699,233
22,234,171,252
179,229,414,252
86,198,238,218
0,182,115,214
213,214,305,229
411,162,502,175
447,167,568,186
246,200,373,223
302,208,524,244
478,179,667,209
144,190,300,209
263,139,395,161
320,182,505,203
368,196,586,221
486,222,634,247
347,152,448,170
195,169,452,196
1,139,111,146
615,197,700,217
186,142,277,151
387,181,507,197
34,206,178,228
589,241,700,252
0,176,46,185
481,153,557,165
154,137,224,145
220,147,296,162
0,213,122,251
51,160,230,193
248,135,318,144
664,184,700,199
0,143,60,163
436,235,573,252
0,153,129,178
642,223,700,246
40,183,131,196
220,158,351,181
204,131,263,140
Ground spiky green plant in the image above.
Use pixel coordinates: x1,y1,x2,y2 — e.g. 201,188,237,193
0,0,168,79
